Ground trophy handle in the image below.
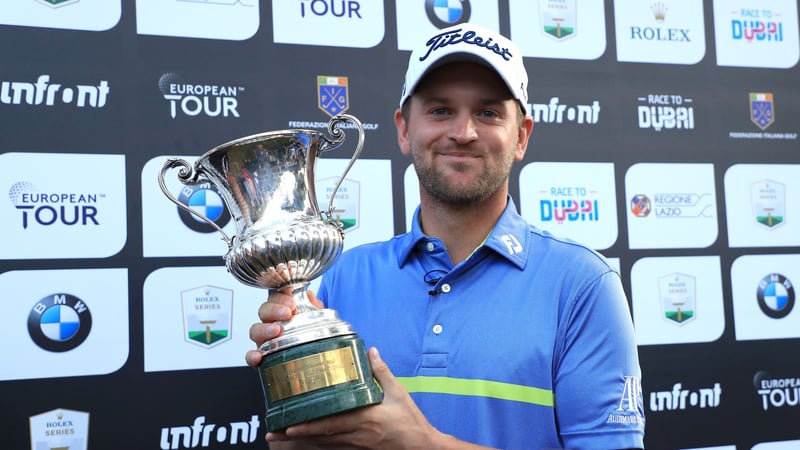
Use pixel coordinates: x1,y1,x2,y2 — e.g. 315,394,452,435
158,158,233,249
319,113,365,221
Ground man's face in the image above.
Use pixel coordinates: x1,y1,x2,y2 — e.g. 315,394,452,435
396,62,532,206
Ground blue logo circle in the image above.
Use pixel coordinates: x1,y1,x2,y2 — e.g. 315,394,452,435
425,0,471,29
757,273,795,319
177,184,231,233
28,293,92,352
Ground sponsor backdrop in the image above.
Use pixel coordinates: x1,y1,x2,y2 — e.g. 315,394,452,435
0,1,798,449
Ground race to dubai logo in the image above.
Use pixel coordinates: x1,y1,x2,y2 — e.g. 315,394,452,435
317,75,349,117
425,0,470,28
538,185,600,224
750,92,775,130
731,9,785,43
181,285,233,348
637,94,695,132
539,0,576,40
751,179,785,229
27,293,92,352
757,273,795,319
658,272,696,325
317,176,360,231
29,408,89,450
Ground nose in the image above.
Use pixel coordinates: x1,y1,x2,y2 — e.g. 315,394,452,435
449,113,479,144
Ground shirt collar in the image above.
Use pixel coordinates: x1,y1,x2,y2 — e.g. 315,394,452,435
396,196,531,270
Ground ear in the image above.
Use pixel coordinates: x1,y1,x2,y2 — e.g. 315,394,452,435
394,108,412,156
514,115,534,162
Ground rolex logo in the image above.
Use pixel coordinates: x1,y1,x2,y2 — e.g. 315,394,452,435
651,2,668,23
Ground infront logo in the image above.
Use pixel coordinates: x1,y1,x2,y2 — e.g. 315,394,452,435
1,75,109,108
160,415,260,449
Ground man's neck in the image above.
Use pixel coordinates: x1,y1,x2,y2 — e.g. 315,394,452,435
418,190,508,264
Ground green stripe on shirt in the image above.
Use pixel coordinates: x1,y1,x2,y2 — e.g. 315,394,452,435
397,376,554,407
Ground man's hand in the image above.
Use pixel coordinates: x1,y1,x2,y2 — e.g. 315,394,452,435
245,287,323,367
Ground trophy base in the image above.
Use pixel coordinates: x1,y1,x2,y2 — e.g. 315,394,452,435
258,333,383,432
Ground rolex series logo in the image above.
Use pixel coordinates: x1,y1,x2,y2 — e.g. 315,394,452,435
659,273,696,325
540,0,577,40
181,285,233,348
751,180,785,229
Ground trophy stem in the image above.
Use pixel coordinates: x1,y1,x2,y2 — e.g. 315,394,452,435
288,283,319,315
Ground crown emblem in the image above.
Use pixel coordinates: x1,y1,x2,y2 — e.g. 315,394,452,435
651,2,668,23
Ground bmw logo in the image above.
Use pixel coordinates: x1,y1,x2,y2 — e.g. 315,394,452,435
757,273,795,319
28,293,92,352
177,183,231,233
425,0,471,29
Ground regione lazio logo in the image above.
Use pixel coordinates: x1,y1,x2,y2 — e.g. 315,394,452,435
317,76,349,117
630,194,651,217
750,93,775,130
317,176,360,231
751,180,785,229
27,293,93,352
659,273,696,325
182,285,233,348
757,273,795,319
29,408,89,450
540,0,576,40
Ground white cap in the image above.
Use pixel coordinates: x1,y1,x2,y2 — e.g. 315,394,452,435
399,23,529,115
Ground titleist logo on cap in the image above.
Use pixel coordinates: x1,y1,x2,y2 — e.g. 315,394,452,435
419,28,513,62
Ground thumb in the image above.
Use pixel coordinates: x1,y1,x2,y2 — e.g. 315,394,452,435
368,347,401,393
306,289,325,309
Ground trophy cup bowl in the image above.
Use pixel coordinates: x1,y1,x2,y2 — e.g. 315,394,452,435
158,114,382,432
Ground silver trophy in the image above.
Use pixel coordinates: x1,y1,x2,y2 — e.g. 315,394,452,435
158,114,382,432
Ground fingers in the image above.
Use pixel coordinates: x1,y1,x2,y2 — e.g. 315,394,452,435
247,287,324,368
306,289,325,309
367,347,394,389
249,321,283,345
244,348,263,367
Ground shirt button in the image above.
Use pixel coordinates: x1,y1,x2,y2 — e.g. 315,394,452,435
441,283,451,293
432,324,443,334
426,242,435,252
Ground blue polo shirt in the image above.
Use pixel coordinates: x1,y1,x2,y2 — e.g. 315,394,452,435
318,198,645,449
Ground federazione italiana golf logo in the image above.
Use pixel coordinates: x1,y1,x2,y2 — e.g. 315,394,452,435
182,285,233,348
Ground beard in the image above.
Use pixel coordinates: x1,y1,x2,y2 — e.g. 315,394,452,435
411,142,515,206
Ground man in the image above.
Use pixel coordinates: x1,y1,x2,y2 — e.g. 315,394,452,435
246,23,645,449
